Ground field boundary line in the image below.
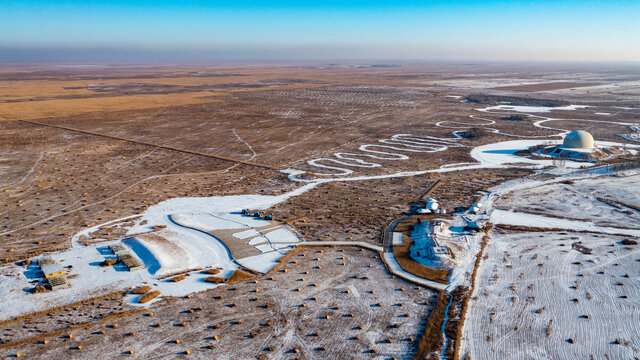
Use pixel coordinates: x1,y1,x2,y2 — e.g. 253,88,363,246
20,120,279,170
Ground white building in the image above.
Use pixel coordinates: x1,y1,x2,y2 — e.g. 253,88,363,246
418,198,440,214
563,130,595,149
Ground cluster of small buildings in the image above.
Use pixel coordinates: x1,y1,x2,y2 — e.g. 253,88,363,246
109,243,144,271
465,202,490,232
409,219,450,261
241,209,273,220
417,198,447,215
427,220,450,256
38,256,69,290
469,202,483,214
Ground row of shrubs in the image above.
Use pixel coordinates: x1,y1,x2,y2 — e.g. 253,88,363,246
464,94,569,107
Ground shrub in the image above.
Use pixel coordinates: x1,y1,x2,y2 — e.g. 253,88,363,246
464,94,568,107
226,269,253,284
414,291,449,359
130,286,151,295
500,115,525,121
100,259,118,267
202,268,221,275
204,276,225,284
169,275,187,282
31,286,49,294
458,127,489,140
138,290,161,303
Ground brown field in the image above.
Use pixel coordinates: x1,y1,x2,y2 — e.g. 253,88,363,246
0,92,224,121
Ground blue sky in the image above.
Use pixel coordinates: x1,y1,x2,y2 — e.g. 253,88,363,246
1,1,638,62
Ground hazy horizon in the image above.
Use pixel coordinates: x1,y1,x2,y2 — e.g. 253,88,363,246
2,0,639,63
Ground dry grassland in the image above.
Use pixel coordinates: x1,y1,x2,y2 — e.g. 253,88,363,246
0,92,224,121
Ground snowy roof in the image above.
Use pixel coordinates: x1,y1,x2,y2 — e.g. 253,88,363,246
426,202,439,210
48,275,69,289
41,263,64,276
109,243,128,255
120,254,144,270
563,130,595,149
38,257,56,267
433,247,449,254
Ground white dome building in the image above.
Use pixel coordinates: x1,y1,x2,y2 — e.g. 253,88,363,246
563,130,595,149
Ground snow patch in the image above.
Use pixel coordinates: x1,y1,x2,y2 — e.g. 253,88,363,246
237,250,289,273
491,209,640,236
478,104,589,113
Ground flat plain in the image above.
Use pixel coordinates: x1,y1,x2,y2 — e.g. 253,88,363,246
1,63,639,359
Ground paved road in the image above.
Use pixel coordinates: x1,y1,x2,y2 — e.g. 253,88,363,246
382,252,447,291
381,215,411,253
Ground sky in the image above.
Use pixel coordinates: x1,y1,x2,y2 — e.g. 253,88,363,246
1,0,639,63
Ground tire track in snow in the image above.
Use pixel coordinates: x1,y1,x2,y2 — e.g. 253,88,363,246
232,128,257,160
0,149,45,191
307,134,465,176
476,104,640,141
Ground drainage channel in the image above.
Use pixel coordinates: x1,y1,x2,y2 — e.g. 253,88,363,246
440,293,454,360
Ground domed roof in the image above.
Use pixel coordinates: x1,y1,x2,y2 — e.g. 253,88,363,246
563,130,594,149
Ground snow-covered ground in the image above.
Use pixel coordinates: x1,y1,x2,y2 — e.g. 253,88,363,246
462,230,640,359
170,212,270,231
461,173,640,359
470,139,586,169
409,221,439,267
491,209,640,236
0,189,313,320
118,190,310,275
236,250,289,274
494,175,640,230
307,133,465,176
